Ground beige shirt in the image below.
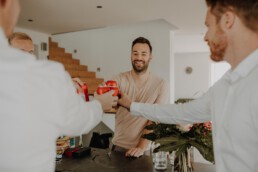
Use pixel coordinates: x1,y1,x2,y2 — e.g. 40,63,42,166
112,71,169,149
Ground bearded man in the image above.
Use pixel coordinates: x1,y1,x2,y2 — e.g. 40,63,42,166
110,37,169,157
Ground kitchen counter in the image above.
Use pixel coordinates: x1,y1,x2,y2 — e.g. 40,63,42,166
55,148,215,172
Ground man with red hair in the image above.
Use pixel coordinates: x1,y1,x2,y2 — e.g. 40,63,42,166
118,0,258,171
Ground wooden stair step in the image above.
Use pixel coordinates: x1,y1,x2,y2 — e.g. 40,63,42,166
49,42,58,48
77,65,88,71
66,70,79,77
49,55,71,60
80,77,104,94
63,64,88,71
66,70,95,78
49,57,80,65
80,78,104,85
49,52,72,59
49,47,65,53
88,84,103,94
78,71,95,78
88,87,97,95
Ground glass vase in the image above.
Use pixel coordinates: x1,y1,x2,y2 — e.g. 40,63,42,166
173,147,194,172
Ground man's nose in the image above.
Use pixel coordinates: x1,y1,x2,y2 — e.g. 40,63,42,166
204,32,208,42
135,55,143,60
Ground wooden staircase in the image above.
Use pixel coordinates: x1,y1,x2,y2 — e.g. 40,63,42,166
48,38,103,95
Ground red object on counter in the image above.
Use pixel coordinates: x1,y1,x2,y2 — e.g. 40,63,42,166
64,147,81,158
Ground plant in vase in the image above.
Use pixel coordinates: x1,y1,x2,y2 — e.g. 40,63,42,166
143,98,214,172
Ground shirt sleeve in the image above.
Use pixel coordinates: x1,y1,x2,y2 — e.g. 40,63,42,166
131,89,212,125
61,72,103,136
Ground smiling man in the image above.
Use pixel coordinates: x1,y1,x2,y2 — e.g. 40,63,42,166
118,0,258,171
110,37,169,157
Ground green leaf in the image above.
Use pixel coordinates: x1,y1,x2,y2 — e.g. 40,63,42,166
154,140,188,153
190,141,214,163
142,133,156,141
155,136,181,145
175,144,188,157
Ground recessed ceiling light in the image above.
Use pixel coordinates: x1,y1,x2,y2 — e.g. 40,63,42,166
27,19,33,22
97,5,102,8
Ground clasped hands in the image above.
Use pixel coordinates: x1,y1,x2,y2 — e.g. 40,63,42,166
94,89,132,112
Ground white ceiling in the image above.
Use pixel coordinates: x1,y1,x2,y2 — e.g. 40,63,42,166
17,0,208,35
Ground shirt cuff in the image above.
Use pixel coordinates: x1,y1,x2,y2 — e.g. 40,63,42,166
130,102,142,116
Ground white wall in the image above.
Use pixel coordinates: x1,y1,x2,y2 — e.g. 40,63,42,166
173,33,212,164
174,33,209,53
14,27,50,60
52,19,175,84
174,52,211,99
172,33,211,101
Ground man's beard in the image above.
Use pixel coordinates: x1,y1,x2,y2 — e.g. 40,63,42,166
132,60,149,73
208,26,228,62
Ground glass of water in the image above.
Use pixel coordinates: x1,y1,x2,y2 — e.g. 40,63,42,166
154,151,167,170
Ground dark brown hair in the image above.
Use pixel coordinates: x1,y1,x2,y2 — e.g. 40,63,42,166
131,37,152,53
206,0,258,32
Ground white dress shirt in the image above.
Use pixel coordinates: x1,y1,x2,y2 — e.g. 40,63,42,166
131,49,258,172
0,29,103,172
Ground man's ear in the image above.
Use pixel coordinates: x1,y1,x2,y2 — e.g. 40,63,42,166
221,11,235,30
150,54,153,61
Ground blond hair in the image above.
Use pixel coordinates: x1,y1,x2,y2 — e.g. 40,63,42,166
8,32,33,45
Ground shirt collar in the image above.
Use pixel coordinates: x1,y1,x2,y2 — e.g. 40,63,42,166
226,49,258,83
0,28,9,48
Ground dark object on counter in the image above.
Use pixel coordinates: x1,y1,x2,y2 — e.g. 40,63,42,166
72,147,91,158
64,147,81,158
89,132,112,149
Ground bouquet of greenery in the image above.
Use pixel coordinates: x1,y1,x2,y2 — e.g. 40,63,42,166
143,98,214,170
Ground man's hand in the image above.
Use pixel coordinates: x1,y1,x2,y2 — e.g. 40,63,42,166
125,147,144,158
94,90,118,112
117,92,132,110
